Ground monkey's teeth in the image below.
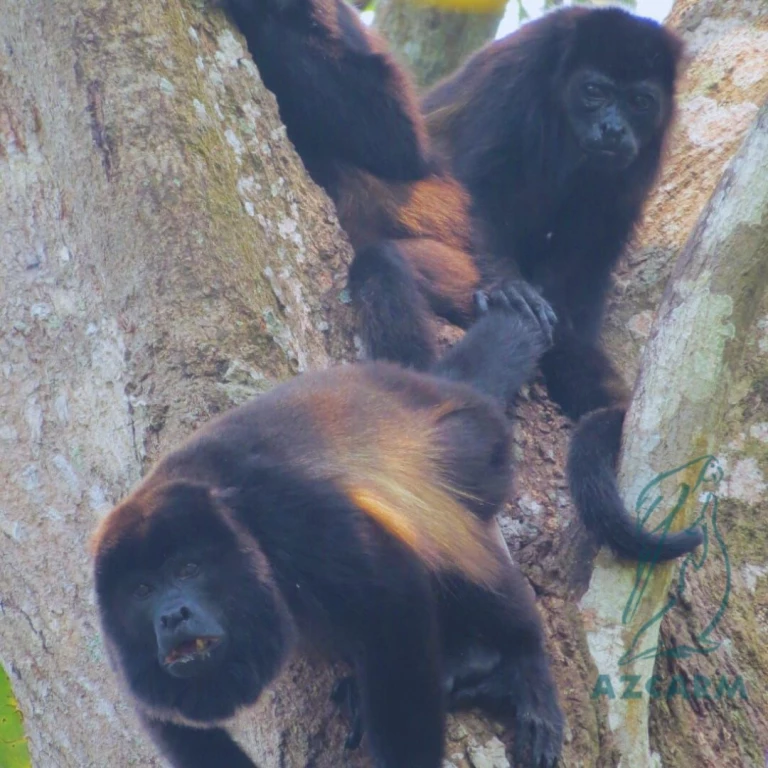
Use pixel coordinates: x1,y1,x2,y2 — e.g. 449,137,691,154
165,638,217,665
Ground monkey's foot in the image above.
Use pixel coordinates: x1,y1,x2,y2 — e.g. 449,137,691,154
448,652,563,768
513,708,563,768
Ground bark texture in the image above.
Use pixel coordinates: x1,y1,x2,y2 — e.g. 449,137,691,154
373,0,502,88
0,1,355,765
583,100,768,768
595,8,768,763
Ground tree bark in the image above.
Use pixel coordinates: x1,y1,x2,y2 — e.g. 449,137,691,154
583,99,768,768
580,2,768,765
373,0,502,88
0,1,355,765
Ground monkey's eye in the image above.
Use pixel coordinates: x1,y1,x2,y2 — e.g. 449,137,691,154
630,92,654,112
133,583,153,600
177,562,200,579
582,83,607,101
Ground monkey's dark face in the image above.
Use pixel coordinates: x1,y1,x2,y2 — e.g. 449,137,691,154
121,548,229,680
94,482,291,723
564,67,667,172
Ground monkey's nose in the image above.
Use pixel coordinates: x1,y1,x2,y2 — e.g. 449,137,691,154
600,123,626,148
161,605,192,630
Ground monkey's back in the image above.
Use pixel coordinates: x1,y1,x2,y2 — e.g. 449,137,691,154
148,363,506,585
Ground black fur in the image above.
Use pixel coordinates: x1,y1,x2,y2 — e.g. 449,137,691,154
218,0,484,370
348,241,437,370
92,294,563,768
424,7,702,562
221,0,430,184
141,721,255,768
567,407,705,561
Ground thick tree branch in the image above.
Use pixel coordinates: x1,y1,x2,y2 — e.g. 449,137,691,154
0,1,353,764
582,100,768,767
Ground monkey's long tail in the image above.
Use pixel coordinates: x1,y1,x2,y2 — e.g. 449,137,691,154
567,406,703,562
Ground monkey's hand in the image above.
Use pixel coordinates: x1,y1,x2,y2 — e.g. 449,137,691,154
513,708,563,768
475,281,557,348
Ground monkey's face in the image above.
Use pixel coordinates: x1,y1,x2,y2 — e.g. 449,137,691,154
93,481,291,723
564,68,667,172
123,547,229,680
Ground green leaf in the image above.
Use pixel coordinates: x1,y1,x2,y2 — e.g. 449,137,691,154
0,665,31,768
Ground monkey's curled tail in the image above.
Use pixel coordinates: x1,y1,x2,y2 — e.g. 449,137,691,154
567,407,703,562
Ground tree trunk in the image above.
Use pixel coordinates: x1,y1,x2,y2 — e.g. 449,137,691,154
578,2,768,766
583,99,768,768
2,0,768,767
0,1,355,765
373,0,502,88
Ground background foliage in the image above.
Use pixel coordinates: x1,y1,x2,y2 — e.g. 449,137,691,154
0,665,31,768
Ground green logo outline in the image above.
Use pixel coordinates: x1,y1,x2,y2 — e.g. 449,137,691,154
618,455,730,666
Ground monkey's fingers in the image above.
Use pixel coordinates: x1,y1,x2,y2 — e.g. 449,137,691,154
473,290,491,315
507,280,558,346
513,710,562,768
498,280,557,347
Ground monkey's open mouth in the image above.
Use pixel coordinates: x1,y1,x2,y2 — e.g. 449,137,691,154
164,636,222,665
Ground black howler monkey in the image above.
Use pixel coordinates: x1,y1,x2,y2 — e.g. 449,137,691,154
218,0,485,370
91,286,564,768
423,7,704,563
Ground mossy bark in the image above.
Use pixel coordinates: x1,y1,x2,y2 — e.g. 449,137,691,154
373,0,502,88
0,1,354,764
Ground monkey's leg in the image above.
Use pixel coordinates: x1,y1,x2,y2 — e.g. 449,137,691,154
439,563,564,768
221,0,430,181
396,238,481,328
141,719,257,768
348,240,438,369
348,237,480,369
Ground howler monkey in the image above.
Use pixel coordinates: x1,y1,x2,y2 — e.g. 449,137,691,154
423,7,704,562
218,0,486,369
91,285,564,768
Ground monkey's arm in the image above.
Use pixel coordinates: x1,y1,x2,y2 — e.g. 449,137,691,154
141,719,257,768
220,0,431,181
348,563,445,768
535,212,635,420
234,467,446,768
